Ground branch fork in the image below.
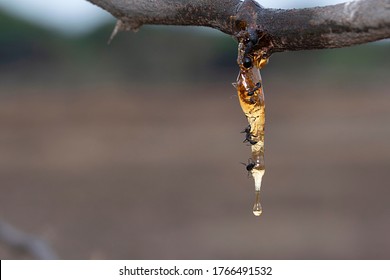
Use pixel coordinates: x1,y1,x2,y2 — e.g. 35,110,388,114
88,0,390,52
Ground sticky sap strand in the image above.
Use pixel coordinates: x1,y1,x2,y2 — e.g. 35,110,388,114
236,51,266,216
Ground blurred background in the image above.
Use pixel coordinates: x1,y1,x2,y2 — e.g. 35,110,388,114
0,0,390,259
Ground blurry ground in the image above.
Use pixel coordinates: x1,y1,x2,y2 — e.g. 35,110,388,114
1,79,390,259
1,12,390,259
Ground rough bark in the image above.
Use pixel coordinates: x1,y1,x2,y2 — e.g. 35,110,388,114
260,0,390,52
89,0,240,34
87,0,390,53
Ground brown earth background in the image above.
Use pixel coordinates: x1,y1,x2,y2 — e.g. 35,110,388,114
0,11,390,259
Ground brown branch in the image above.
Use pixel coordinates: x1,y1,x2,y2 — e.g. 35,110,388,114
88,0,241,34
260,0,390,52
87,0,390,53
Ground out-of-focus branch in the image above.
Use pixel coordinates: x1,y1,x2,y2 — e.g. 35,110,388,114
88,0,240,34
260,0,390,52
0,220,58,260
86,0,390,53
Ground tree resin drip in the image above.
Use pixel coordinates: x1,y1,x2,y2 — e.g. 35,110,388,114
253,190,262,216
235,37,268,216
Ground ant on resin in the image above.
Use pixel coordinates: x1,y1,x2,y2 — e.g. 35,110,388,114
247,82,262,96
241,125,258,145
241,158,256,177
242,56,252,69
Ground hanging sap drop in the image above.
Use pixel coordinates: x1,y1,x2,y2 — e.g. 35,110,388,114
251,168,264,216
252,190,262,216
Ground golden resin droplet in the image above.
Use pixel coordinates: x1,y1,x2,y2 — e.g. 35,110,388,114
252,190,262,216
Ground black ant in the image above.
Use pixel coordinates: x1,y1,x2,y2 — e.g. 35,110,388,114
241,125,258,145
241,158,256,177
244,30,259,57
242,56,252,69
247,82,262,96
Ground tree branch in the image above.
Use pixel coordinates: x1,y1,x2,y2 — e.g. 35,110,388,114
88,0,241,34
0,220,58,260
261,0,390,52
87,0,390,53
